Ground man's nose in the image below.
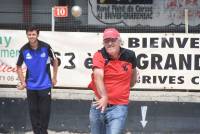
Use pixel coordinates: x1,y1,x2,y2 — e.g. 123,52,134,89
106,40,115,45
108,41,112,45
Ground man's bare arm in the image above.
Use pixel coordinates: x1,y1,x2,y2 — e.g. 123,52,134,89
93,68,108,112
130,68,137,87
52,58,58,86
16,66,26,89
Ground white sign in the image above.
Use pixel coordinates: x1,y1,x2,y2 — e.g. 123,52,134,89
54,6,68,17
88,0,200,26
0,30,200,90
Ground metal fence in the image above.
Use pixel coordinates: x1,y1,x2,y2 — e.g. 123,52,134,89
0,0,200,33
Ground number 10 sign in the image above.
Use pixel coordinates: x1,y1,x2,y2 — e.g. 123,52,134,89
54,6,68,17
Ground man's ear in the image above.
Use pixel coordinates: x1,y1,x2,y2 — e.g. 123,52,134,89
118,37,123,46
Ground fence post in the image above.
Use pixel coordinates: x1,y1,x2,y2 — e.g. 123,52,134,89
184,9,188,33
51,7,55,32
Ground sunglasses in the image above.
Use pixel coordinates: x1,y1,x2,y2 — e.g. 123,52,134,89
103,38,118,44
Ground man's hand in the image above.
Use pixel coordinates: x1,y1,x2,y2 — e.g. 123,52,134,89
52,77,57,86
16,82,26,90
93,96,108,113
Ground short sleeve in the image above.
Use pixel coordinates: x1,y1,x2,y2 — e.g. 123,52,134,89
131,51,137,69
16,50,24,66
92,51,105,69
48,45,56,60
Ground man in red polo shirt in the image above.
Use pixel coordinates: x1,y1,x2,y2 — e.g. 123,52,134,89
88,28,137,134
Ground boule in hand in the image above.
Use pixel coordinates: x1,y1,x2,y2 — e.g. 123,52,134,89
17,82,25,90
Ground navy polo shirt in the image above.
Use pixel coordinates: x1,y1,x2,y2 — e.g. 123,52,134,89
16,40,56,90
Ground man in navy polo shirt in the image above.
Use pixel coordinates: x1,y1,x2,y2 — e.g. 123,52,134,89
16,26,58,134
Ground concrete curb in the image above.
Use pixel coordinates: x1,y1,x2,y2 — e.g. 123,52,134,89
0,88,200,102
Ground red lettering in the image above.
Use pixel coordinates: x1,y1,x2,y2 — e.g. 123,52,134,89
0,64,26,73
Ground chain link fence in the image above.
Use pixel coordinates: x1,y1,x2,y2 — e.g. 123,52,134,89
0,0,200,33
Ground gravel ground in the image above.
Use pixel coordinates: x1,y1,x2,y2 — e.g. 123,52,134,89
25,131,88,134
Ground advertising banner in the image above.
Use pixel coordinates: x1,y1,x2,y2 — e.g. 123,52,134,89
88,0,200,26
0,30,199,90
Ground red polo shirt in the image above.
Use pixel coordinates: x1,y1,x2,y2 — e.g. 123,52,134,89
88,47,137,105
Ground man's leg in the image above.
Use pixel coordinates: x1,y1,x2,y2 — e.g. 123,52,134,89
89,104,106,134
106,105,128,134
38,89,51,134
27,90,40,134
